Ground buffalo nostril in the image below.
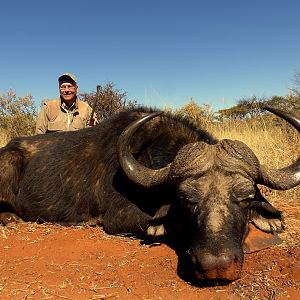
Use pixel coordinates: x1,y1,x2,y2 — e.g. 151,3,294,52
196,252,232,269
192,252,243,281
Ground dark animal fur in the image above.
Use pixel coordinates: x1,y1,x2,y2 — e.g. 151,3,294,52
0,107,216,233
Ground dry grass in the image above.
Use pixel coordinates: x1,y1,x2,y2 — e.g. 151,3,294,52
206,117,300,203
0,129,9,147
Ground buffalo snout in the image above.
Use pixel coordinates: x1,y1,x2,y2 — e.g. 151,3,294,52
191,250,243,281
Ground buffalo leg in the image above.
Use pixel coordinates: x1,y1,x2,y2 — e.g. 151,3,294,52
147,204,171,237
102,199,152,235
0,148,24,208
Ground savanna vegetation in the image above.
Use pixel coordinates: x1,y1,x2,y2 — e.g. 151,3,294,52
0,72,299,202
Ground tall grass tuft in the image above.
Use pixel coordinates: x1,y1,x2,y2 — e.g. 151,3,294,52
0,129,9,147
206,116,300,203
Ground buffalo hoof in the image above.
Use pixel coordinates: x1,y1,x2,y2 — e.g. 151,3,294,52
147,224,166,236
0,212,24,225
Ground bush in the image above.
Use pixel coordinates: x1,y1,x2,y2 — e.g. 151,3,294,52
0,89,37,140
80,82,137,121
174,99,214,127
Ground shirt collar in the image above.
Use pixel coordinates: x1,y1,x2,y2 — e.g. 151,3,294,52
60,97,78,112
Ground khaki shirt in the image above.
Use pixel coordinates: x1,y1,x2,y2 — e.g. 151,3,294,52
35,98,94,134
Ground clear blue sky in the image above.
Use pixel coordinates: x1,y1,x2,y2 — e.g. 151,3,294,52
1,0,300,111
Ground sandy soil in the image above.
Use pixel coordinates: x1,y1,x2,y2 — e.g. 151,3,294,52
0,200,299,300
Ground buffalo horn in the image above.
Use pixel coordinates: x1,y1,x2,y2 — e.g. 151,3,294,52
259,105,300,190
117,112,171,188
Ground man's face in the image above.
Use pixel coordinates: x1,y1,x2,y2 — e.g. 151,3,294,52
59,79,78,104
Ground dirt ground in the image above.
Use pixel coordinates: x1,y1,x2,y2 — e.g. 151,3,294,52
0,199,299,300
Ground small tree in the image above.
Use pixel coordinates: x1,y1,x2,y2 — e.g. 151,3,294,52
218,96,264,120
80,82,137,121
218,105,248,120
261,95,300,113
175,99,214,127
289,69,300,98
0,89,37,139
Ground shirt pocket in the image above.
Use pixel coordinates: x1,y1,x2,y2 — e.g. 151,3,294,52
48,120,66,132
72,115,86,130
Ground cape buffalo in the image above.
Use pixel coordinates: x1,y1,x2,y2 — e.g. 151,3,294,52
0,105,299,282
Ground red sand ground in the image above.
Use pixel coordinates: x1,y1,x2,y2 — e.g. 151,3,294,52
0,200,299,300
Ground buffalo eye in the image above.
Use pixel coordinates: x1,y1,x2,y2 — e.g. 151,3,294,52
235,194,256,208
177,184,202,205
232,183,256,208
177,181,202,204
176,190,201,218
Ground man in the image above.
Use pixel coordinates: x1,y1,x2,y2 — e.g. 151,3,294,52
35,72,96,134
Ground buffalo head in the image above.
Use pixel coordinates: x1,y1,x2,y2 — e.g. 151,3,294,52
117,106,299,282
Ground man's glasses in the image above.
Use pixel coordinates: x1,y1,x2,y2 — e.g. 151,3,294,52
60,85,76,91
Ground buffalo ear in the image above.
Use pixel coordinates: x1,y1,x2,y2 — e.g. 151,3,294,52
244,189,284,253
248,189,285,233
243,223,282,253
